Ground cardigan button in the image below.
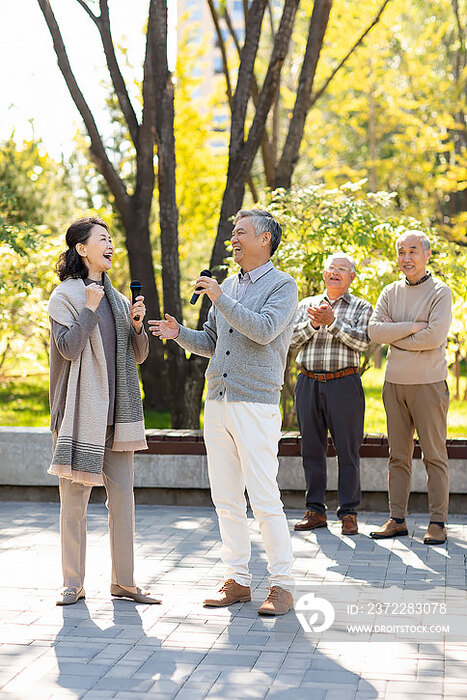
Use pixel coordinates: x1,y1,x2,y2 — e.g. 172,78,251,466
223,373,227,378
226,350,230,355
229,328,233,333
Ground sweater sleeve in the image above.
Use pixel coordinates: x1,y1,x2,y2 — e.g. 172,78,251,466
327,301,372,352
391,288,452,351
131,327,149,364
50,308,99,361
290,298,319,348
213,278,298,346
368,288,414,344
175,304,218,358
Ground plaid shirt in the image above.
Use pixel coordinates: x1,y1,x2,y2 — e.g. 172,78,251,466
290,291,372,372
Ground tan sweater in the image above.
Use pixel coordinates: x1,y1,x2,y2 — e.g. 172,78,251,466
368,275,452,385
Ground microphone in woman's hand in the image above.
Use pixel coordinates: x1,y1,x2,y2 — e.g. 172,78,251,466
190,269,212,305
130,280,142,321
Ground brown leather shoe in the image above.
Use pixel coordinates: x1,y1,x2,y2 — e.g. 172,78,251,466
110,584,161,604
341,514,358,535
369,518,408,539
294,510,327,531
203,579,251,607
423,523,447,545
258,586,293,616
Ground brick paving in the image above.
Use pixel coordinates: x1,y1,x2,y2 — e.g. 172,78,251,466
0,502,465,699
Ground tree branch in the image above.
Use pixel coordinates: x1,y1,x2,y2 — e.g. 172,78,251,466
451,0,465,47
230,0,268,159
207,0,233,107
95,0,140,149
37,0,130,217
309,0,393,109
135,0,157,217
222,1,276,186
275,0,332,188
266,0,276,38
75,0,98,23
242,0,299,172
74,0,140,148
223,2,242,55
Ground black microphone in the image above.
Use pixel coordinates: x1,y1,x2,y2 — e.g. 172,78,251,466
190,269,212,305
130,280,142,321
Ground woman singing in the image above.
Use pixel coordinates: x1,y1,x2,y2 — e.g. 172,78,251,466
48,217,159,606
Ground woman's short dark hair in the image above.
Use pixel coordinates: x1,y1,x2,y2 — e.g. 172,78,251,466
56,217,109,281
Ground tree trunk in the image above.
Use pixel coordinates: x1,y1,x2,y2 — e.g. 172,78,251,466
180,355,210,428
121,210,169,411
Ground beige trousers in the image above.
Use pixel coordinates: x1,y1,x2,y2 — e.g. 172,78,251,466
54,428,135,589
382,381,450,522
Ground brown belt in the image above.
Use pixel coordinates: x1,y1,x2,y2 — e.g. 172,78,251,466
301,367,359,381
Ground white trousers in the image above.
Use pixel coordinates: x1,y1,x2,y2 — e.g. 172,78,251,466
204,398,294,590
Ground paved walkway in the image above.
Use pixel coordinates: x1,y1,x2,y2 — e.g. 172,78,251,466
0,502,465,699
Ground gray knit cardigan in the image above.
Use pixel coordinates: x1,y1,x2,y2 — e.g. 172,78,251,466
176,266,298,405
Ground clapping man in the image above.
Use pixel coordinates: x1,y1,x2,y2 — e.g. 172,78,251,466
149,209,298,615
291,253,372,535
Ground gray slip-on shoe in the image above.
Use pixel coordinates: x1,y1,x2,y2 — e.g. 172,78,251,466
110,584,161,604
56,586,85,606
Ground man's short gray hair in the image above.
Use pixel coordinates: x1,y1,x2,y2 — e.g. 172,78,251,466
234,209,282,256
324,252,356,273
395,230,431,252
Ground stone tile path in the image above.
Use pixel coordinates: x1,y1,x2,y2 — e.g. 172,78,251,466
0,503,465,698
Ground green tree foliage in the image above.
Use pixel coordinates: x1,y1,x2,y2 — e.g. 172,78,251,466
249,183,467,418
269,182,467,301
295,0,467,241
0,138,76,375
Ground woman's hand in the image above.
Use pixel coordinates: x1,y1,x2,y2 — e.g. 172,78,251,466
130,295,146,333
148,314,180,340
85,283,105,312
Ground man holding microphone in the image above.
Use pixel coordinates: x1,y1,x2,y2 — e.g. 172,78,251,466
149,209,298,615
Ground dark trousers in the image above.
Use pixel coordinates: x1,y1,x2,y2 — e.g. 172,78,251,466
295,372,364,518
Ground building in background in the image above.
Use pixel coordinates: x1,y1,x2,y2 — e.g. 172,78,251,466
177,0,246,148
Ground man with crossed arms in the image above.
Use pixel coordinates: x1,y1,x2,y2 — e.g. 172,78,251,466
369,231,452,545
149,209,298,615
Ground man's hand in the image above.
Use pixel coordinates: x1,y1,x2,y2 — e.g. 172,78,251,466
130,295,146,333
308,301,335,328
193,275,222,303
411,321,428,333
148,314,180,340
382,312,427,334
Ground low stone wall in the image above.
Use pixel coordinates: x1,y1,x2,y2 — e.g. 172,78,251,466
0,427,466,510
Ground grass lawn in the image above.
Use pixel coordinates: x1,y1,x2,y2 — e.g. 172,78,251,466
1,369,466,437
